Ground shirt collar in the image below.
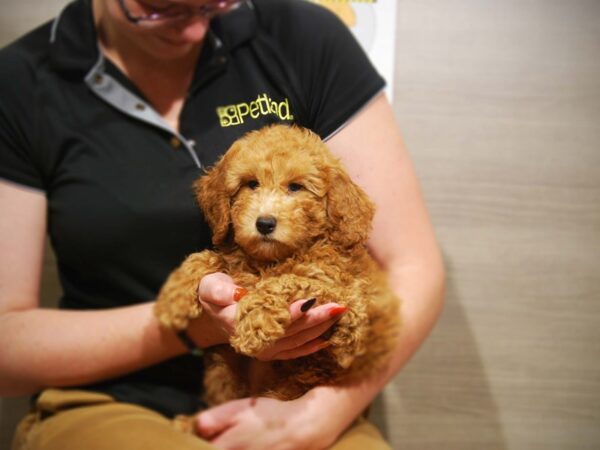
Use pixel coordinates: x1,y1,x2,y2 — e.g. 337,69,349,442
211,0,257,50
49,0,99,75
49,0,258,77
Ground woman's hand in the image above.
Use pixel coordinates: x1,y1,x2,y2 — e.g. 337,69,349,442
187,272,345,360
195,395,342,450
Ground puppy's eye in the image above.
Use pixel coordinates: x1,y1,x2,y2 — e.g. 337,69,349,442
245,180,259,190
288,183,304,193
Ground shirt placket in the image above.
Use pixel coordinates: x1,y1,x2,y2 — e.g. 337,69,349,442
84,50,203,169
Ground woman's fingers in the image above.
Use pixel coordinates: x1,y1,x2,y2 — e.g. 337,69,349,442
268,338,331,361
288,298,317,321
285,302,347,337
198,273,247,307
197,283,347,360
272,316,339,354
192,273,246,343
255,303,347,361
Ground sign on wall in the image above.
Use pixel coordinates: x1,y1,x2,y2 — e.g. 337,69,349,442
308,0,397,99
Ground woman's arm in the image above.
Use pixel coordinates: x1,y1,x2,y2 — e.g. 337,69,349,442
0,180,190,395
0,181,339,396
195,93,445,449
299,92,446,445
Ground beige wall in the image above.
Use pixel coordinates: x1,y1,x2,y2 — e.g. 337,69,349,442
1,1,599,449
387,2,600,449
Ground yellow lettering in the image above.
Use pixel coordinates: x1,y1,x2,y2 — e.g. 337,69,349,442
236,103,250,124
278,98,292,120
250,101,260,119
216,93,295,127
258,94,270,115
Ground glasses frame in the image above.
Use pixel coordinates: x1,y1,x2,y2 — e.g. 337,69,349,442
117,0,244,25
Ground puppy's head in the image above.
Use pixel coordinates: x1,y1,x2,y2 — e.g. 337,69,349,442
195,125,374,261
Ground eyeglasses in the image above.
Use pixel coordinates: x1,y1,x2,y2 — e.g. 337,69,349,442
118,0,244,25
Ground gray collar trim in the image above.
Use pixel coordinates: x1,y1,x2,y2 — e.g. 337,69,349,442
84,51,202,169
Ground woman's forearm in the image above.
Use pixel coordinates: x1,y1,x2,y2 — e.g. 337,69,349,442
302,259,446,446
0,302,188,396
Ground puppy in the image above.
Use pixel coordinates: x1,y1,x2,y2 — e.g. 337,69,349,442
155,124,400,408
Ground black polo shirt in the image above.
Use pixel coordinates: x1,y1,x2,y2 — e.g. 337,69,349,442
0,0,385,416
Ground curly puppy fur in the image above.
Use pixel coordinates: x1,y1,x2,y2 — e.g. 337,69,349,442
155,124,400,407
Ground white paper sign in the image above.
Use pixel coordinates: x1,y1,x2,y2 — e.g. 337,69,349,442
307,0,397,99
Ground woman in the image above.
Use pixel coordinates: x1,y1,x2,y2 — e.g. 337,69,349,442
0,0,445,448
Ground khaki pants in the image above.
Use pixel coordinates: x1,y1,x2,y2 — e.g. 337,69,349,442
12,389,391,450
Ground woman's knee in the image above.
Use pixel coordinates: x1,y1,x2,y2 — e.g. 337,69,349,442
13,391,215,450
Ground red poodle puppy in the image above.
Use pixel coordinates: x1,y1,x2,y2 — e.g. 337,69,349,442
155,124,400,407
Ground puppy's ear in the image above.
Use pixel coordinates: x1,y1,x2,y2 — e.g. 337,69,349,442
326,164,375,248
194,157,231,246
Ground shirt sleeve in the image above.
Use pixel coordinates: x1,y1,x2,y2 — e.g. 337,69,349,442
0,45,44,191
256,0,386,139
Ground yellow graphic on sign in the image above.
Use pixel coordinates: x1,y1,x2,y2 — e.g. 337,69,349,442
310,0,358,27
308,0,395,99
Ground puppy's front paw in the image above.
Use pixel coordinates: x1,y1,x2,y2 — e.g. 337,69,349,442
154,252,223,330
154,291,201,331
231,298,290,356
154,271,202,331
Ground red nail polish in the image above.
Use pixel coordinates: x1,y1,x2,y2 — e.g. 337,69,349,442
328,306,347,318
234,287,248,302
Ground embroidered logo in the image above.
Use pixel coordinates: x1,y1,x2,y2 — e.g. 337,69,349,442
216,94,294,127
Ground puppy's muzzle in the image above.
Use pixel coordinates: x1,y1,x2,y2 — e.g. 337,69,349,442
256,216,277,235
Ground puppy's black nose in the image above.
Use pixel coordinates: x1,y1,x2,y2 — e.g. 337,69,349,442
256,216,277,235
